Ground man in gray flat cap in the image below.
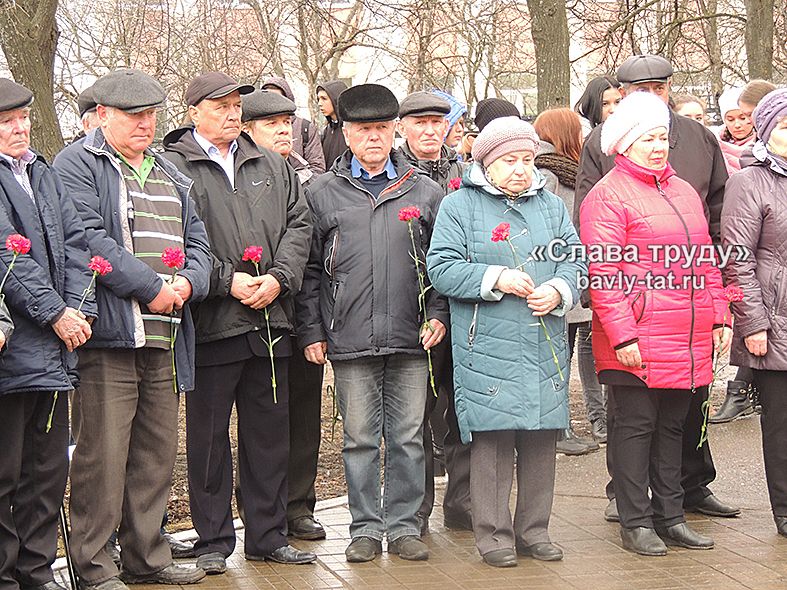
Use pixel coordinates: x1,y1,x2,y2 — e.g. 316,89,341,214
240,90,327,543
396,91,470,536
573,54,738,527
0,77,95,590
53,68,211,590
163,72,314,571
297,83,448,563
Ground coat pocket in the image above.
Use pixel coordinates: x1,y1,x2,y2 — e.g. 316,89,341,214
328,271,348,332
629,291,647,323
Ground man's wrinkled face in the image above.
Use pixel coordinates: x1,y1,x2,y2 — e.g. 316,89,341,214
0,107,31,158
98,105,157,160
189,91,242,146
245,114,293,157
399,115,449,160
625,80,671,106
343,120,395,171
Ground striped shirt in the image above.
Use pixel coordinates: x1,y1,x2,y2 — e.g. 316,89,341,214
119,155,183,350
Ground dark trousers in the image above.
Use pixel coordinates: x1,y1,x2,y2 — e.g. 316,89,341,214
0,391,68,590
286,341,324,522
608,385,691,529
187,353,289,557
606,384,716,507
752,370,787,517
419,339,471,519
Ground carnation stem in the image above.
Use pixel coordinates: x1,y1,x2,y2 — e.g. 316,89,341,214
697,306,729,449
408,220,437,397
77,272,97,313
0,253,18,297
45,391,59,433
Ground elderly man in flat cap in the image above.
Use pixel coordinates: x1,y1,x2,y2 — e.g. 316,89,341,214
297,83,448,562
572,54,738,525
0,78,96,590
162,72,314,571
241,90,326,542
396,91,470,536
53,68,211,590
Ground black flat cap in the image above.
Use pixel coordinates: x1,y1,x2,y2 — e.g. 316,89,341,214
473,98,520,131
0,78,33,113
92,69,166,113
77,85,97,117
241,90,296,123
338,84,399,123
399,91,451,118
185,72,254,107
617,55,674,84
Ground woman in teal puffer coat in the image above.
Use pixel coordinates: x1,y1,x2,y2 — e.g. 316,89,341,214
427,117,586,568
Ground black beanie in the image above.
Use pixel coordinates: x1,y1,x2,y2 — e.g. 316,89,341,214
474,98,520,131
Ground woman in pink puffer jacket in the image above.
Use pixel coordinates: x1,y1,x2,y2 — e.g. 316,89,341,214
580,92,731,557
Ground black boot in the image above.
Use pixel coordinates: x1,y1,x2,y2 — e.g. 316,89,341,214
709,380,755,423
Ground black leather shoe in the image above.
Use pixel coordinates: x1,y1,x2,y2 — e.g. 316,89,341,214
516,542,563,561
287,516,326,541
345,537,382,562
620,527,667,556
604,498,620,523
591,418,607,443
482,548,517,568
246,545,317,564
163,533,196,559
195,552,226,575
119,563,206,585
443,509,473,530
687,494,741,517
775,516,787,537
656,523,714,549
388,535,429,561
709,381,754,423
21,581,67,590
556,428,599,455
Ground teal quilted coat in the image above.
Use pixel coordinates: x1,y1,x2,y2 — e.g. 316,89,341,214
426,164,587,443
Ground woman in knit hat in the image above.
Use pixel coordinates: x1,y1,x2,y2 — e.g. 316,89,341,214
714,87,756,174
580,92,730,557
427,117,587,568
721,87,787,538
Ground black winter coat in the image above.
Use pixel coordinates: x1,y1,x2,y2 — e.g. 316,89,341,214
297,150,449,360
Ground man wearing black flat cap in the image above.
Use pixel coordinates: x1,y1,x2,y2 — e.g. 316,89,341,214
163,72,314,571
240,89,327,543
573,54,738,527
54,68,211,590
396,91,470,536
297,83,449,563
0,77,95,590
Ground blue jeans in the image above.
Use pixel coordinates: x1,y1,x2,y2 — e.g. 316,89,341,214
332,354,427,541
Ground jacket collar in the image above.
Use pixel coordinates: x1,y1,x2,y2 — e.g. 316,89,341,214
465,161,547,199
162,125,264,171
614,154,675,185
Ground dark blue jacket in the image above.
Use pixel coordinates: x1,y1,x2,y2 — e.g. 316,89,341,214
0,153,96,395
53,129,211,392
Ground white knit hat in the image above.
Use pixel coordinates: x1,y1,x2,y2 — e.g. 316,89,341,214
600,92,670,156
717,87,744,119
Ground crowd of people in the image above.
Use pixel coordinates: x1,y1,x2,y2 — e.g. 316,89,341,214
0,50,785,590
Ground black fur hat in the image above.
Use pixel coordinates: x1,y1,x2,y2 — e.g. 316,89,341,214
337,84,399,123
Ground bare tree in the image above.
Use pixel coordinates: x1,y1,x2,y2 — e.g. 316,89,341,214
527,0,570,109
744,0,774,79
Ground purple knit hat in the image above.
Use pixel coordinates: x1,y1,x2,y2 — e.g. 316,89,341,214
753,88,787,144
471,116,539,168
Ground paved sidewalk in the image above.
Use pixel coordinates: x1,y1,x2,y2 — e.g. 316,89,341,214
57,416,787,589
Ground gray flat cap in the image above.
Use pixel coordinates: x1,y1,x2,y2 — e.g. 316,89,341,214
92,69,166,113
399,91,451,118
185,72,254,107
338,84,399,123
77,84,97,117
241,90,296,123
0,78,33,113
616,55,674,84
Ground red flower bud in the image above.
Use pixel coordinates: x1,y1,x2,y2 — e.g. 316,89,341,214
398,206,421,222
242,246,263,264
88,256,113,276
161,247,186,270
723,284,744,302
5,233,31,256
491,222,510,242
447,177,461,190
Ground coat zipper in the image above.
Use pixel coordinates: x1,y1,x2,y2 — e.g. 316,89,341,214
655,178,696,389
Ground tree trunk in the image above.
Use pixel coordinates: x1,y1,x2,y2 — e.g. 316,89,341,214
743,0,774,79
526,0,570,111
698,0,724,99
0,0,64,160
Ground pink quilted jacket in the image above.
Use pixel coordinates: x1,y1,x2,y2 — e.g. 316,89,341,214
580,155,728,390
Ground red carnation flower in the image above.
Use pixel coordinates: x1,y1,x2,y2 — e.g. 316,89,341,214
88,256,113,276
398,206,421,222
447,177,461,191
5,234,31,256
242,246,263,264
491,222,510,243
161,247,186,270
724,284,744,302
